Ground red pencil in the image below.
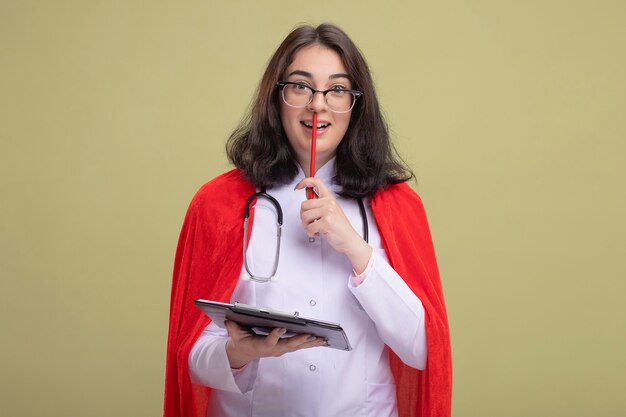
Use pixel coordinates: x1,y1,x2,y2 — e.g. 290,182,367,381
306,112,317,200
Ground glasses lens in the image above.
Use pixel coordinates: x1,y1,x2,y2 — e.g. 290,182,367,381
282,84,312,108
326,90,355,113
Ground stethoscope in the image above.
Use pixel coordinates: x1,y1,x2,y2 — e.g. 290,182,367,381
242,189,369,283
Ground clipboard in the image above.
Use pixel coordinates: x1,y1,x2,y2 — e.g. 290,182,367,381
194,299,351,351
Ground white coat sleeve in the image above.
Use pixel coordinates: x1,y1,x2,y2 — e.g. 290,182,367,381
348,249,427,370
188,322,259,393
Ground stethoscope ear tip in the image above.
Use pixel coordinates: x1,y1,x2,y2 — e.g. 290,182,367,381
241,273,252,281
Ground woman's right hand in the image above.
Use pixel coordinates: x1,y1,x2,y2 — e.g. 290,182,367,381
224,320,327,369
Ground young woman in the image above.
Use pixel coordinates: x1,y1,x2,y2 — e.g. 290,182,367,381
164,23,451,417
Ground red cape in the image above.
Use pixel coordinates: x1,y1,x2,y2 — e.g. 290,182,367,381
163,169,452,417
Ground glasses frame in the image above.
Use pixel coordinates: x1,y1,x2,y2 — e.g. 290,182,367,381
277,81,363,113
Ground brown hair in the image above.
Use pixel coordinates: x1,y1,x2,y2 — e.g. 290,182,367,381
226,23,413,198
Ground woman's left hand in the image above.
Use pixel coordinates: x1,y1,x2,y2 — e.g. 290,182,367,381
295,177,372,274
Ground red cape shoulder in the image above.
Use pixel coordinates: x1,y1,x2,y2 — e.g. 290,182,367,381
373,182,427,220
188,169,255,214
376,181,422,202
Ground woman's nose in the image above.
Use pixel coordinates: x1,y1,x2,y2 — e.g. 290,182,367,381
307,91,327,112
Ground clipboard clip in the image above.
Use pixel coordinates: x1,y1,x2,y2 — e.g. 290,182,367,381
233,302,300,319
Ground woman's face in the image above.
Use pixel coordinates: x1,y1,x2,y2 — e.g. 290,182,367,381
280,45,352,172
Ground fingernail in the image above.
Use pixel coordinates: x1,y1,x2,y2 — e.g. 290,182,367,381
279,328,287,335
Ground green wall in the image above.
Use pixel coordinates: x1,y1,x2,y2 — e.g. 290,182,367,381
1,1,624,416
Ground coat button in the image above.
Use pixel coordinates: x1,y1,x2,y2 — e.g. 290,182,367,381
309,299,317,306
309,364,317,372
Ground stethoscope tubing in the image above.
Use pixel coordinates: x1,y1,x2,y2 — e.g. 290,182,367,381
243,190,283,282
242,189,368,283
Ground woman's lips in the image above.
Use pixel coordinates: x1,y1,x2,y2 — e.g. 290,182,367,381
301,120,331,135
301,120,330,128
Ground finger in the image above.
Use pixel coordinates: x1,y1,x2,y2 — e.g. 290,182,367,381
300,206,327,226
283,333,318,347
263,327,287,347
301,204,348,238
225,320,256,339
282,334,328,350
295,177,332,198
300,196,326,212
297,338,329,349
304,219,326,238
224,320,241,336
300,196,342,219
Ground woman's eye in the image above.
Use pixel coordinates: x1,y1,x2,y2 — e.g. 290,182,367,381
331,86,348,94
293,83,309,90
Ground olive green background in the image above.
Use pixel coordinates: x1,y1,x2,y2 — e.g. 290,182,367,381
1,1,624,416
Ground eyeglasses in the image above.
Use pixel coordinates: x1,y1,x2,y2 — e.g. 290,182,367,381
277,81,363,113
